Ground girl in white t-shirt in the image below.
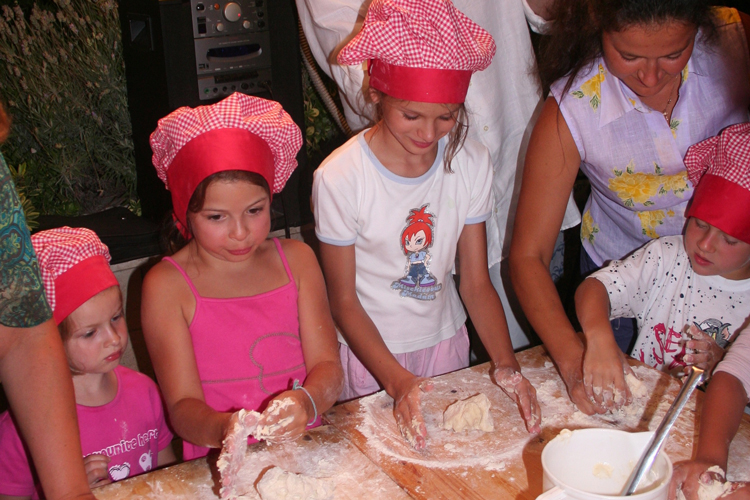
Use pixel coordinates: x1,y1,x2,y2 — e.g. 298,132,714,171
312,0,540,450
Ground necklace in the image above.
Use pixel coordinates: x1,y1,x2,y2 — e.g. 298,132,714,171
662,77,680,122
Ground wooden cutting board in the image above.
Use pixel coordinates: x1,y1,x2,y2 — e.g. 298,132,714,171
325,346,750,500
93,425,411,499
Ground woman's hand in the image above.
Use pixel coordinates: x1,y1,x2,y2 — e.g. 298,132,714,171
557,356,607,415
582,333,633,410
83,454,111,488
391,375,433,450
491,366,541,433
255,390,314,443
683,325,725,374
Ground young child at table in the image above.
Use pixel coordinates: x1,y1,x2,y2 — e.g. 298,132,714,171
670,335,750,499
312,0,541,450
575,123,750,410
0,227,175,499
141,93,343,460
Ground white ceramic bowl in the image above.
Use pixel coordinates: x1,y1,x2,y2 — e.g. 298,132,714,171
540,428,672,500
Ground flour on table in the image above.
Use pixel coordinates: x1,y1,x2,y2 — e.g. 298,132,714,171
625,373,648,399
443,393,494,432
256,467,335,500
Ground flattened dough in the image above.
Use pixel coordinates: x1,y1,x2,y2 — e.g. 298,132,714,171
256,467,335,500
443,393,494,432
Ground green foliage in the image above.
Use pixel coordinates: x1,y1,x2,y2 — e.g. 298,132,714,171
7,161,39,229
301,64,339,156
0,0,136,216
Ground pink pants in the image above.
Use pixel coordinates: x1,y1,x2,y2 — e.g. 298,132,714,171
338,325,470,402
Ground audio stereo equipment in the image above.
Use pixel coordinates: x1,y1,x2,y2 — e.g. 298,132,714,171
118,0,309,229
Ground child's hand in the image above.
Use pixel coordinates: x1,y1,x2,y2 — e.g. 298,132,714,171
392,375,433,450
721,484,750,500
582,333,632,410
254,390,312,443
683,324,725,374
219,409,260,499
491,366,541,434
83,454,111,488
670,461,749,500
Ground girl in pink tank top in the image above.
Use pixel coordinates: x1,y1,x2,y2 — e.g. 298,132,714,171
141,94,343,461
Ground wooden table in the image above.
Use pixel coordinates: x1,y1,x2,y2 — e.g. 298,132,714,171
95,346,750,499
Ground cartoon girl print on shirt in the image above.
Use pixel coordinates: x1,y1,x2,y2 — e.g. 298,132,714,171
391,205,442,300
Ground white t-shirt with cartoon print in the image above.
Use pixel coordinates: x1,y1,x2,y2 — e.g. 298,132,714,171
313,132,494,354
590,235,750,375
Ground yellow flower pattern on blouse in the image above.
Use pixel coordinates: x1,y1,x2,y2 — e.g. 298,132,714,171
609,161,689,207
637,210,667,239
712,6,740,25
571,64,606,110
659,170,689,198
669,119,681,139
581,210,600,244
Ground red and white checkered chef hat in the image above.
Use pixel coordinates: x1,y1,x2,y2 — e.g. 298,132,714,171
685,122,750,244
337,0,495,103
31,227,119,325
150,93,302,231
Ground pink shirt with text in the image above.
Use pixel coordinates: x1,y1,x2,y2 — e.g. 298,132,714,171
0,365,172,498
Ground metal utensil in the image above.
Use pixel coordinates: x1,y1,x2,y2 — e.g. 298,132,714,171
621,366,708,496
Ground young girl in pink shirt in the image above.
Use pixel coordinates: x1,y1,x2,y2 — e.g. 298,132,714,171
0,227,175,499
141,93,343,461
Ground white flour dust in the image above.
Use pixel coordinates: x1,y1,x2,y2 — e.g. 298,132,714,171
354,371,523,472
352,362,750,482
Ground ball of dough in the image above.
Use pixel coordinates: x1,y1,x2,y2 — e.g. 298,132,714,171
443,393,494,432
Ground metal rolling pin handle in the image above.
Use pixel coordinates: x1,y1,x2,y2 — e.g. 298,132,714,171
621,366,708,496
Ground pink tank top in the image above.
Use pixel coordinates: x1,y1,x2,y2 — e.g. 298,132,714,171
163,238,310,460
